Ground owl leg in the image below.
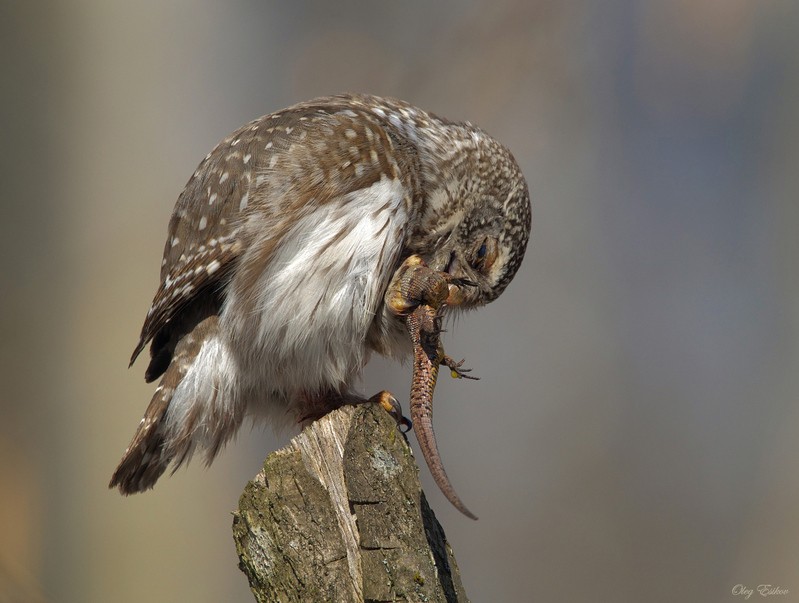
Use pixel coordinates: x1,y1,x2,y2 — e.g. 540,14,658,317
385,255,456,315
297,389,411,431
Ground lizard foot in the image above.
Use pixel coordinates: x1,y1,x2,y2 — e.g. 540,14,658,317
442,355,480,381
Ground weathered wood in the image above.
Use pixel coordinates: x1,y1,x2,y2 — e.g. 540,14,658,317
232,404,469,603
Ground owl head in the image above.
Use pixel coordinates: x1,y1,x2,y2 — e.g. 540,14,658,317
418,132,531,309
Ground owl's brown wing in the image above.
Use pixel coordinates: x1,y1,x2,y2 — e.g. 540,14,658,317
132,97,422,382
130,118,268,379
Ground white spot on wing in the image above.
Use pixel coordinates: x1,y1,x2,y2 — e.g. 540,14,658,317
206,260,221,275
198,216,207,230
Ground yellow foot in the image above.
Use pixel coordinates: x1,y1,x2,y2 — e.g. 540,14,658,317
384,255,451,316
368,390,412,432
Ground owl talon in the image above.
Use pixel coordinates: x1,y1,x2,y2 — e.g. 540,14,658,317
385,255,453,316
369,390,412,432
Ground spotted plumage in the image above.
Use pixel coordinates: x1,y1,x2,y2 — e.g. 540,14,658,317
110,93,531,495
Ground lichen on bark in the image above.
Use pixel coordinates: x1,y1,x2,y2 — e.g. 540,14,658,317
232,404,469,603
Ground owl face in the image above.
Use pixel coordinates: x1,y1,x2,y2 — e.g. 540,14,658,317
429,177,531,309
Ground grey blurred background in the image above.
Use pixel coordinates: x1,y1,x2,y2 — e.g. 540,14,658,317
2,1,798,602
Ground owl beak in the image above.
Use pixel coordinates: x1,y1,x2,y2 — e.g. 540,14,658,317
446,283,466,306
446,278,477,306
442,253,476,306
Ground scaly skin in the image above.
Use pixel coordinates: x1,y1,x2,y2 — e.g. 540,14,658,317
385,254,478,519
406,304,478,520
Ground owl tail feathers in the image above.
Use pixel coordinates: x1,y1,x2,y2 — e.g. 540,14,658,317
108,388,241,495
110,317,243,494
107,380,233,495
109,383,178,495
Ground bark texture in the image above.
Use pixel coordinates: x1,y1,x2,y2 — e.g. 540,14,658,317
232,404,469,603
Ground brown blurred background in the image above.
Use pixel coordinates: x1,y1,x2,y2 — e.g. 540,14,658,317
2,1,798,602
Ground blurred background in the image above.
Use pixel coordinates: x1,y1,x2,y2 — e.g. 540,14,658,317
2,1,798,601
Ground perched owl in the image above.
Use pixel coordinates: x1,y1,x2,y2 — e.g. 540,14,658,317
110,94,531,511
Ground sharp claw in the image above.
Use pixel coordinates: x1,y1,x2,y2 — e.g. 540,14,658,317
370,390,412,431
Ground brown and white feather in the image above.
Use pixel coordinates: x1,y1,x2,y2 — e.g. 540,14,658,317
111,93,531,493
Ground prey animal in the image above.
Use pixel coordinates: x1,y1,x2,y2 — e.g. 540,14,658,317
110,94,531,518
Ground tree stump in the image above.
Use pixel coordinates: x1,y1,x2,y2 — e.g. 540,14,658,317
232,404,470,603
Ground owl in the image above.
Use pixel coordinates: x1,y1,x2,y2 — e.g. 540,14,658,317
110,94,531,514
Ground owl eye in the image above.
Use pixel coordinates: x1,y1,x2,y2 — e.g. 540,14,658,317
470,237,498,273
